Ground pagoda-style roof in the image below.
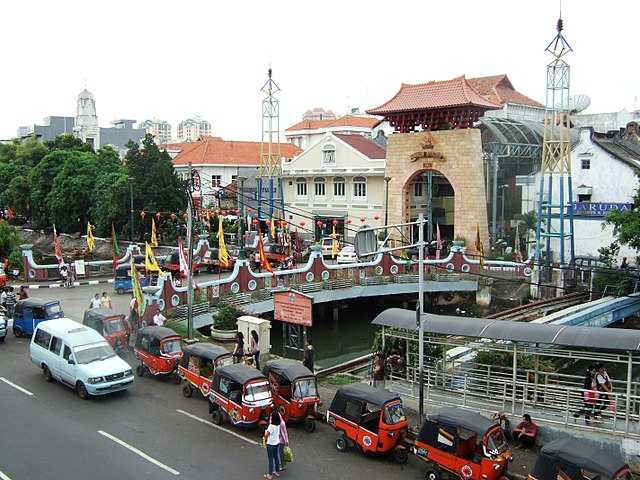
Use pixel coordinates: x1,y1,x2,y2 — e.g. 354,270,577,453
367,76,500,115
367,76,502,132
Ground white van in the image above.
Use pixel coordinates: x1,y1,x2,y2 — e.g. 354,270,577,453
30,318,134,399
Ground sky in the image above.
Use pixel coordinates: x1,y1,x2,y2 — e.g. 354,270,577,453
1,0,638,142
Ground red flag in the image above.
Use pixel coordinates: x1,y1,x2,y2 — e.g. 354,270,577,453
436,223,443,260
53,225,64,265
177,237,189,279
257,232,273,274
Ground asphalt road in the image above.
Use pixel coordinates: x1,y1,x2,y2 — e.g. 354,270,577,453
0,287,424,479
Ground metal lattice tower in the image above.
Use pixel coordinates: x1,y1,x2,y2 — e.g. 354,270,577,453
535,15,575,267
257,68,285,222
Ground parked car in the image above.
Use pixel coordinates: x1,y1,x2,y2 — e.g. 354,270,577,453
336,245,358,264
30,318,134,399
320,236,341,258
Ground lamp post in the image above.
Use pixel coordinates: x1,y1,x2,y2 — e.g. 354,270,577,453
499,184,509,239
384,176,392,236
128,177,134,243
417,212,425,421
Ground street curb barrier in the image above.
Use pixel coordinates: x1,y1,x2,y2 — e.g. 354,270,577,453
21,279,115,289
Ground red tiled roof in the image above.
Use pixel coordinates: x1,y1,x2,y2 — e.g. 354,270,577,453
367,76,501,115
334,134,386,159
163,136,302,166
467,75,543,108
285,114,381,132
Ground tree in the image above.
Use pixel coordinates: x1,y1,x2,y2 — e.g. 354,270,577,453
90,171,130,237
28,150,68,228
0,220,20,259
45,133,93,153
605,182,640,256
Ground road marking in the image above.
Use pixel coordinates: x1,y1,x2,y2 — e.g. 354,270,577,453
176,409,261,446
0,377,34,397
0,469,13,480
97,430,180,476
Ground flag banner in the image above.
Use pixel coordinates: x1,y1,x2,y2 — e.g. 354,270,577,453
111,223,120,270
53,224,64,265
217,216,230,268
475,224,484,266
151,218,159,247
257,233,273,274
86,222,95,252
145,242,161,272
331,224,339,259
130,258,146,317
177,237,189,278
270,217,276,239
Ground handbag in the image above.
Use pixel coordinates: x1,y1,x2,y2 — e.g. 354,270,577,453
283,445,294,463
584,390,597,404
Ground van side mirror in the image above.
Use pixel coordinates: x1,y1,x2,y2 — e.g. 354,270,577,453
68,359,75,365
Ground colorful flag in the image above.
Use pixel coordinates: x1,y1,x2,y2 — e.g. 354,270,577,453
514,223,523,262
177,237,189,279
130,258,146,316
111,223,120,270
145,242,161,272
257,233,273,274
475,224,485,267
217,216,230,268
331,224,339,259
150,218,159,247
53,224,64,265
270,217,276,240
86,222,95,252
435,223,442,260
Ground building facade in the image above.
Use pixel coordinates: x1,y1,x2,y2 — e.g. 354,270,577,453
140,119,172,144
177,117,211,143
164,135,301,208
284,114,381,150
17,116,75,141
282,133,386,241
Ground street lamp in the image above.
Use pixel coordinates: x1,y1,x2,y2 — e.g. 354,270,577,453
499,184,509,238
128,176,134,243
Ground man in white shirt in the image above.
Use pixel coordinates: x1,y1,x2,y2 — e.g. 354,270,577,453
153,311,166,327
89,293,102,309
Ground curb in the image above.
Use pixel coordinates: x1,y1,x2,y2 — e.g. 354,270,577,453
22,279,115,289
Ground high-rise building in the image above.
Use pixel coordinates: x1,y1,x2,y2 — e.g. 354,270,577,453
177,116,211,143
140,119,172,144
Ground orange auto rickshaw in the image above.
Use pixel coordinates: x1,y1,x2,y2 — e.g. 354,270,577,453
178,343,233,398
134,326,182,383
327,383,409,463
413,408,511,480
263,358,320,432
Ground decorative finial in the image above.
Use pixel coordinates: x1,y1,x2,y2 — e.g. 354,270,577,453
268,67,272,79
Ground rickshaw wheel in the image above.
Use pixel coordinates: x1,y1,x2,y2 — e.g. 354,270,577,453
182,384,193,398
136,365,145,377
211,410,223,425
173,373,182,385
336,435,348,453
425,469,441,480
393,447,408,464
13,326,22,337
303,418,316,433
42,364,53,382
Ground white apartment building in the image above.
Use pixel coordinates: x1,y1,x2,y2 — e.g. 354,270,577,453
284,113,382,150
177,117,211,143
140,119,172,144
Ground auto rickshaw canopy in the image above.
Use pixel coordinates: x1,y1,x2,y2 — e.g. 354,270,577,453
83,308,124,323
138,325,180,342
333,383,400,408
182,343,231,362
262,359,314,383
216,363,267,385
532,438,629,480
15,297,60,310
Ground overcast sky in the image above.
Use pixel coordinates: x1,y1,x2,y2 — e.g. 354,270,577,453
1,0,638,142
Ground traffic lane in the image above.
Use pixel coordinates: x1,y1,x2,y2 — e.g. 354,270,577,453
1,341,423,480
0,378,179,480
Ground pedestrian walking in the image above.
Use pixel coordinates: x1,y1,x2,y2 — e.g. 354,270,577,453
574,365,597,422
303,338,314,373
100,291,113,309
5,287,17,318
372,353,385,388
59,264,70,288
89,293,101,309
278,411,289,472
595,363,613,415
233,331,245,364
18,286,28,300
129,296,139,330
250,330,261,370
263,411,281,479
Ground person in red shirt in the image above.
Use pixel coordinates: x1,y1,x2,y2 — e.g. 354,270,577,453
513,414,538,449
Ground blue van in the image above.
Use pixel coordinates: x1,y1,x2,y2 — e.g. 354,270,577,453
13,298,64,337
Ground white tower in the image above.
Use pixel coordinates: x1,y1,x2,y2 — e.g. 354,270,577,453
74,88,100,148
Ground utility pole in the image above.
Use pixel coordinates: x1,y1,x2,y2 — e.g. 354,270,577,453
186,161,198,340
384,177,392,237
128,177,134,243
417,212,425,421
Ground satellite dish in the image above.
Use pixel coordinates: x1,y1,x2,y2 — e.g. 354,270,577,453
569,94,591,114
354,226,377,259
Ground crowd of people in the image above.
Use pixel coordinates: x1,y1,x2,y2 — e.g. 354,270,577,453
574,363,614,422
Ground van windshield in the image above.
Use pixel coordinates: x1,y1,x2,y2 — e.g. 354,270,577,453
74,343,116,364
